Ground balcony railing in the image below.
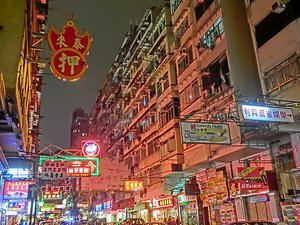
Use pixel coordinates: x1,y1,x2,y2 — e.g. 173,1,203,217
264,54,300,94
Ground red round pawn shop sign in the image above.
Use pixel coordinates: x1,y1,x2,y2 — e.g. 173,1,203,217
82,141,100,158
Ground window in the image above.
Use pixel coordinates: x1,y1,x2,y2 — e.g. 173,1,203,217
147,139,159,156
160,98,180,126
180,80,200,109
162,72,169,90
201,55,230,94
175,17,189,39
170,0,181,14
198,17,224,50
149,84,156,99
178,46,194,75
157,81,163,96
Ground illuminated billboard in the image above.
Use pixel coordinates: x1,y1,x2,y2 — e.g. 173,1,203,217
3,181,35,200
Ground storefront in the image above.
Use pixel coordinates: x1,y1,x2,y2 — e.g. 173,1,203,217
152,195,178,222
177,194,199,225
229,167,278,222
197,168,236,225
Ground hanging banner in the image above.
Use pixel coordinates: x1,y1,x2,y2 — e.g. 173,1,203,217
47,20,92,82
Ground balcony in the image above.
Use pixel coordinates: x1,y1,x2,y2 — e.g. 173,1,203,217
264,54,300,96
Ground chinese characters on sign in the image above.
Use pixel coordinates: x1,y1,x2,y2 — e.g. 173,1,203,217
41,160,67,180
124,180,144,192
66,167,91,177
43,191,62,200
3,181,35,199
240,105,294,123
180,122,231,144
47,20,92,82
66,160,91,177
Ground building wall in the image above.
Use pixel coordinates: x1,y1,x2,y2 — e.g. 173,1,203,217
90,0,300,223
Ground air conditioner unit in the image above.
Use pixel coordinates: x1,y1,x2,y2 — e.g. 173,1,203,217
272,0,286,13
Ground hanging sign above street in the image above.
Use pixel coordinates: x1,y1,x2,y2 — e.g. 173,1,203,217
180,122,231,144
240,104,294,123
39,156,100,176
47,20,92,82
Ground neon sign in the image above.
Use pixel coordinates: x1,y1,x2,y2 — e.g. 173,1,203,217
39,156,100,176
82,140,100,158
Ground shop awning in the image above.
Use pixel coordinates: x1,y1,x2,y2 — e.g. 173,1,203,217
112,197,134,210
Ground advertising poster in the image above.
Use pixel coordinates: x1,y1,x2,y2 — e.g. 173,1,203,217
180,122,231,144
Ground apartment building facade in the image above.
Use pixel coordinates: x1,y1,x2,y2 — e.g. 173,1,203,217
90,0,300,224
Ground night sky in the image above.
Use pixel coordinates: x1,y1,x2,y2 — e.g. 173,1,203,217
40,1,163,148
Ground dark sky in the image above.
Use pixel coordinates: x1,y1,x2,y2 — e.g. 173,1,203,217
40,0,163,148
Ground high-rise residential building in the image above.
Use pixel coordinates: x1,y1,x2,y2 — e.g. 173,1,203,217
90,0,300,224
70,108,89,149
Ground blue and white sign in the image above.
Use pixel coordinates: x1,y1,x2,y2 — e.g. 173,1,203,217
240,104,294,123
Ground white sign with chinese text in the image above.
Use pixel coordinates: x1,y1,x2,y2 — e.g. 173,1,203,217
240,105,294,123
180,122,231,144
